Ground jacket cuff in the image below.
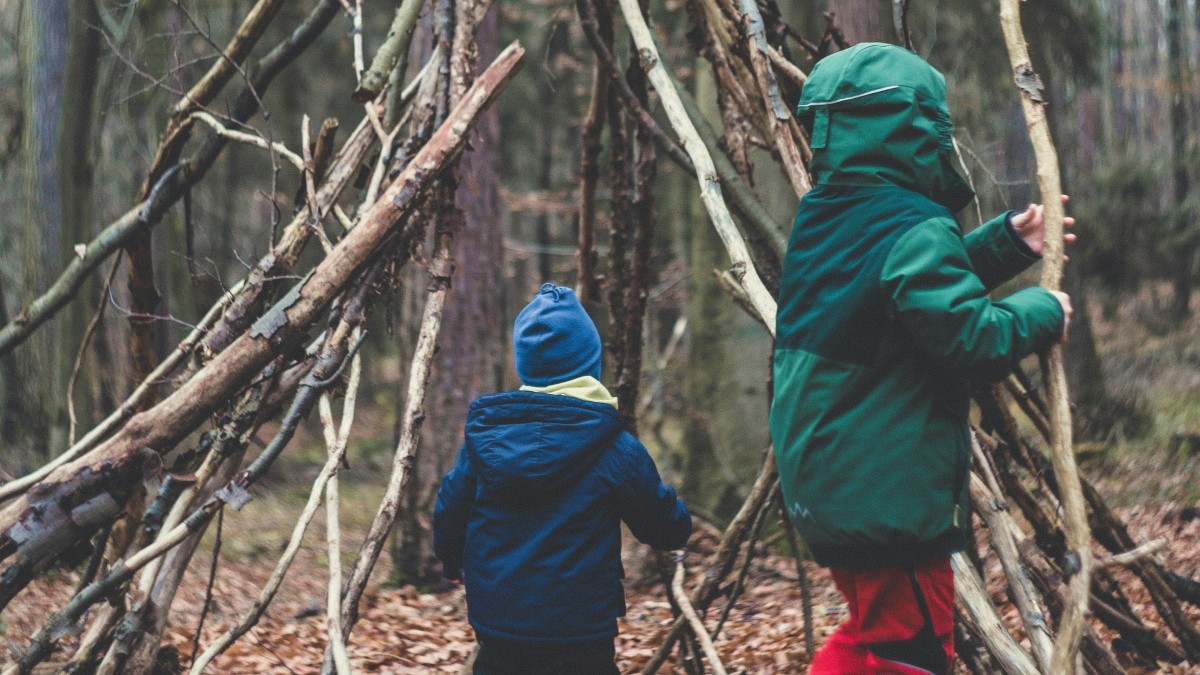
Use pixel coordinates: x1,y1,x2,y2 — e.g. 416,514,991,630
1002,212,1040,259
964,211,1041,290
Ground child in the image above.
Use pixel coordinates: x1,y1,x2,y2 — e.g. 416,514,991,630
769,43,1074,674
433,282,692,675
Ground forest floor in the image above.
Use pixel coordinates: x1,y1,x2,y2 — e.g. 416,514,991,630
4,490,1200,674
5,293,1200,673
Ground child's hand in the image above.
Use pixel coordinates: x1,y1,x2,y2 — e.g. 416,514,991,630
1010,194,1077,258
1050,291,1072,342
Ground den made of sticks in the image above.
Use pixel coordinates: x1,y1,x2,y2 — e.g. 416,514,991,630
1,0,1199,673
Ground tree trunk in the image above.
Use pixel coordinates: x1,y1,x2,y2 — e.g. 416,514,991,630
57,0,103,440
1168,0,1194,322
826,0,885,44
17,0,71,463
391,0,505,589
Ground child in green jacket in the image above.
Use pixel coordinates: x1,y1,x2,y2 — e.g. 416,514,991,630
770,43,1074,674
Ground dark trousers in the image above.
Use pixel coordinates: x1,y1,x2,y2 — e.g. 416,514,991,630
472,637,619,675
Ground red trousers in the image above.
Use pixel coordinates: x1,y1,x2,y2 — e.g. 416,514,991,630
809,557,954,675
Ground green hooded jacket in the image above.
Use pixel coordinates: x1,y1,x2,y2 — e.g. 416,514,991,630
770,43,1064,568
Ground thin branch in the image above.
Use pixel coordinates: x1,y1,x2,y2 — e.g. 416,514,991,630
1096,539,1168,569
353,0,425,103
189,110,305,170
188,505,224,670
187,343,360,674
0,278,243,504
67,251,123,446
614,0,777,335
670,559,729,675
642,450,778,674
170,0,285,118
319,336,363,675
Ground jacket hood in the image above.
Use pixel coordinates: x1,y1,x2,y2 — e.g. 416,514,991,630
464,390,624,500
797,43,975,212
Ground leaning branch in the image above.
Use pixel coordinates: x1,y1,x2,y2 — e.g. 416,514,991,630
734,0,811,197
614,0,778,335
952,552,1040,675
0,42,525,603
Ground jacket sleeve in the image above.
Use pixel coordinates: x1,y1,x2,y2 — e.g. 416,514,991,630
608,434,692,550
432,445,475,580
881,218,1064,381
962,210,1042,291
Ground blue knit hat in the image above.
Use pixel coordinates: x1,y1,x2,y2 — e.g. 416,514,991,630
513,283,602,386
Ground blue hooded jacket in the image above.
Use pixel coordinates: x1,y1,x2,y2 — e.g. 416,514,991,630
432,390,692,645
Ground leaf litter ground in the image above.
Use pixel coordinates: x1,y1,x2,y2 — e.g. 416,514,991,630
4,500,1200,673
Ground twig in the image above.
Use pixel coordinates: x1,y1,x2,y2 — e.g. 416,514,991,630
778,501,815,654
670,559,729,675
318,334,363,675
169,0,285,119
189,110,305,170
970,428,1008,509
0,278,242,504
1003,374,1053,441
642,450,778,674
188,505,224,669
1096,539,1168,569
301,115,335,255
712,482,777,641
951,136,985,229
187,354,359,674
66,251,123,446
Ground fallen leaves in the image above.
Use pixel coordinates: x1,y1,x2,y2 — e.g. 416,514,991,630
4,503,1200,673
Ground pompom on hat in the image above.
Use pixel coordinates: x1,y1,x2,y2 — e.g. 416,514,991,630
513,283,603,387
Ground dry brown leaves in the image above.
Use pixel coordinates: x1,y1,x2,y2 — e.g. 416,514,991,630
4,503,1200,673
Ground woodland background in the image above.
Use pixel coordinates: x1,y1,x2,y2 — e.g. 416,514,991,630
1,0,1199,673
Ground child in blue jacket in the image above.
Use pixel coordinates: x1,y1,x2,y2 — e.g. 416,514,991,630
433,282,692,675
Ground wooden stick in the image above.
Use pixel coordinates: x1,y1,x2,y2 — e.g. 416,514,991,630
951,552,1039,675
996,3,1091,671
187,344,362,674
969,471,1055,671
614,0,777,336
670,560,729,675
1095,538,1167,569
641,449,778,674
320,338,362,675
734,0,811,198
